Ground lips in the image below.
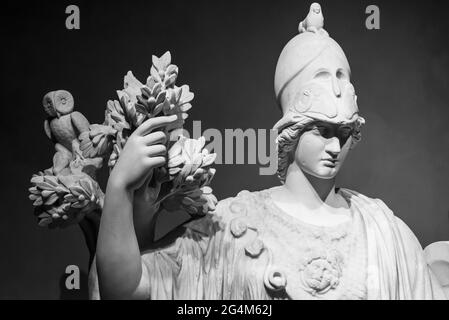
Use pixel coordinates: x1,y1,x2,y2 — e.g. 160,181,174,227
322,159,338,167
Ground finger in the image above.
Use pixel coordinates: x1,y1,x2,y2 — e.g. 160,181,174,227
143,131,167,146
145,156,166,169
135,115,178,136
165,117,186,132
146,144,167,157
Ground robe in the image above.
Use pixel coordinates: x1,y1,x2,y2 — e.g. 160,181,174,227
88,188,447,300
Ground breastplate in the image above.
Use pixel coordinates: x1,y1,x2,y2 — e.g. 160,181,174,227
258,195,368,300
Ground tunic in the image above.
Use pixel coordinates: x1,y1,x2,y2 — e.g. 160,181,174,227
88,187,447,300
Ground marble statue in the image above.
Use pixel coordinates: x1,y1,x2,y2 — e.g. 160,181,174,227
29,3,449,299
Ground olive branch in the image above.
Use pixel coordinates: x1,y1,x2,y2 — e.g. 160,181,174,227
29,51,218,260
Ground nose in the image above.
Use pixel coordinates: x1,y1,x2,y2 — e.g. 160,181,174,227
331,75,341,97
326,136,341,158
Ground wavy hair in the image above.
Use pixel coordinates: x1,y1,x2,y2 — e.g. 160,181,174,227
276,115,365,183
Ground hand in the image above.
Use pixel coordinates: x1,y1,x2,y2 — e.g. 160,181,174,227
108,115,178,193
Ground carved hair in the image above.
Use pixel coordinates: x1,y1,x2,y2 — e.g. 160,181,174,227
276,115,365,183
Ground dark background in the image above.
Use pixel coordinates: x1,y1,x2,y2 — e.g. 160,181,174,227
1,0,449,299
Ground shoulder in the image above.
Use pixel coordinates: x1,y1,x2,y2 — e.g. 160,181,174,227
210,188,273,231
340,188,395,218
340,187,423,248
144,189,269,254
178,189,268,239
145,188,271,262
181,188,274,255
215,189,267,217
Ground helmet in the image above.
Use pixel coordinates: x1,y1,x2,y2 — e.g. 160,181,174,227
273,4,363,131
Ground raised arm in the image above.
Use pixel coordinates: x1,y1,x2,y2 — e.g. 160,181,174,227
96,115,177,299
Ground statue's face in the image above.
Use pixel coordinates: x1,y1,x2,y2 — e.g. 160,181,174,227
294,121,353,179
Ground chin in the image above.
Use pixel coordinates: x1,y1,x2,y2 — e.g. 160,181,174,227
307,166,339,179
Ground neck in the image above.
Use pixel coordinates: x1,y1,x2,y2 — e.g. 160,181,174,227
283,163,336,205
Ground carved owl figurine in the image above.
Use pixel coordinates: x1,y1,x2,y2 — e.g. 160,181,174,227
298,2,325,34
43,90,90,175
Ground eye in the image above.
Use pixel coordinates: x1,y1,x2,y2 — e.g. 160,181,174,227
314,71,331,80
315,125,332,138
336,69,349,81
337,126,354,139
